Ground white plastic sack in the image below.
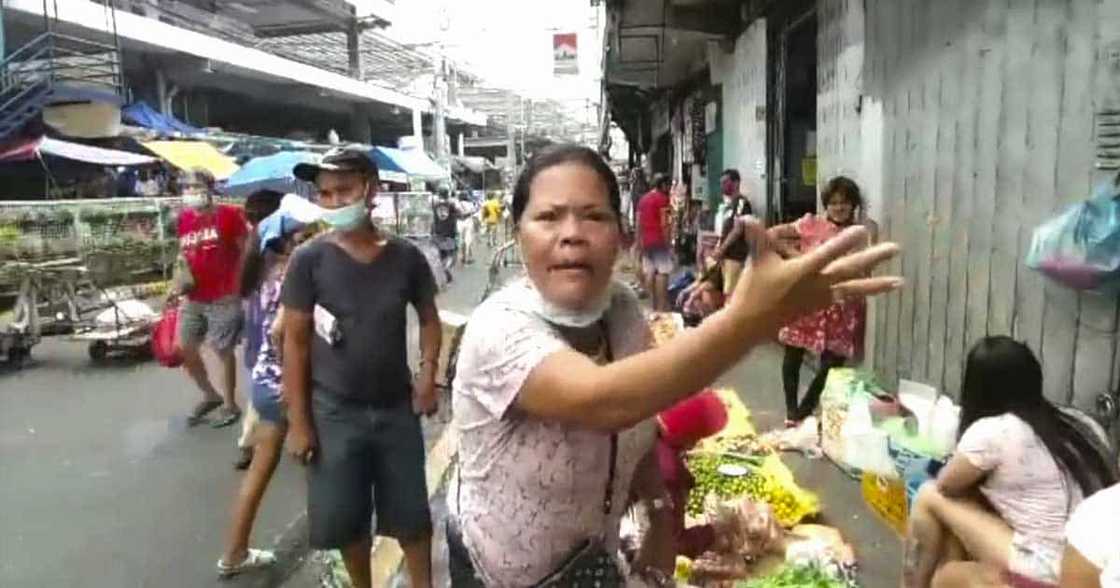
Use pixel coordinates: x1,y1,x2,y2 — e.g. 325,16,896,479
929,396,961,456
898,379,938,436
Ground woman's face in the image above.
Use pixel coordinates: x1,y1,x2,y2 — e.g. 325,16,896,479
825,192,855,225
518,162,621,311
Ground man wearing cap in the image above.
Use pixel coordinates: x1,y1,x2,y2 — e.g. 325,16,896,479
283,148,441,587
173,168,250,428
637,173,675,311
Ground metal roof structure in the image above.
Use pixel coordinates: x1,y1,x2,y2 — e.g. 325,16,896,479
257,30,478,93
457,86,598,144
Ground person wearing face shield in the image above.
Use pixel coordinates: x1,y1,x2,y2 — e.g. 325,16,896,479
173,168,250,429
283,148,441,588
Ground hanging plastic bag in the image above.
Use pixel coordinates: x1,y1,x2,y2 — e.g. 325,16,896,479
1026,177,1120,293
152,302,183,368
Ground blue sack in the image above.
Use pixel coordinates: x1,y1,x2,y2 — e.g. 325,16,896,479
1026,177,1120,293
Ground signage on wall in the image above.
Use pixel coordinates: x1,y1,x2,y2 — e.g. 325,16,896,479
553,33,579,75
705,102,718,135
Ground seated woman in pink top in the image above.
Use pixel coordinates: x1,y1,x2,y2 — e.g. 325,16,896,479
902,337,1117,588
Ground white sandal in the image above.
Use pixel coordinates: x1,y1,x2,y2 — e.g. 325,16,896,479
216,548,276,577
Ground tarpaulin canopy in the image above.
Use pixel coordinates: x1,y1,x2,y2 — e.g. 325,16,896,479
222,151,317,198
0,136,157,165
370,146,446,181
122,102,201,136
143,140,239,180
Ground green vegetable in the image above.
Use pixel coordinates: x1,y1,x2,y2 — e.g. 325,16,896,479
736,564,848,588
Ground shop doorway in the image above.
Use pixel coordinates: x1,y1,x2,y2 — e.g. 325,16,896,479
770,6,817,223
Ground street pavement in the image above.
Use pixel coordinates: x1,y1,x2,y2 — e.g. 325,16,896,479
0,240,899,587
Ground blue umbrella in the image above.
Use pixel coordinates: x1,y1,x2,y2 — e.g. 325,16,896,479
222,151,318,198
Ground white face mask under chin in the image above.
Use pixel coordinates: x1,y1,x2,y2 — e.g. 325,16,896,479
531,281,615,328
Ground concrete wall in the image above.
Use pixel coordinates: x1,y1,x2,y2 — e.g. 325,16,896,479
843,0,1120,424
712,19,768,216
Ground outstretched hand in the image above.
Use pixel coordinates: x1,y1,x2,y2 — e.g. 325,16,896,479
727,217,902,332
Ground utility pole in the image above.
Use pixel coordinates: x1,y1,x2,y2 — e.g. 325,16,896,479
433,56,447,164
432,3,450,172
506,93,517,175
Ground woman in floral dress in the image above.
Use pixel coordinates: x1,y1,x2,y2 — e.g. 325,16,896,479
775,176,874,426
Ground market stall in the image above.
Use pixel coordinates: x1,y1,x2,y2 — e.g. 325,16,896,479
645,311,967,587
141,140,240,180
643,313,862,588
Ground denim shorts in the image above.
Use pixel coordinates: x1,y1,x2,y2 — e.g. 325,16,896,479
307,393,431,548
251,381,286,425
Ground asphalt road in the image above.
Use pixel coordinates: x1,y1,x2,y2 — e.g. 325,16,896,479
0,245,497,588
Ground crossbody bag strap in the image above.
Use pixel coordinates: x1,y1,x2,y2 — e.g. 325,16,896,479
600,319,617,517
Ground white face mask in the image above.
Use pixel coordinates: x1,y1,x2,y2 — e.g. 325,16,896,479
530,280,615,328
182,193,208,208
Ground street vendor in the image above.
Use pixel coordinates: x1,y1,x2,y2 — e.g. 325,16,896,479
448,144,901,587
656,390,728,558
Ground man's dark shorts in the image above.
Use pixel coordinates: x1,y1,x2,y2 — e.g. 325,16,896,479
307,392,431,548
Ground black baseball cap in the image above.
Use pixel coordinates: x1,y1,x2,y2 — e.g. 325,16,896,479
293,147,379,182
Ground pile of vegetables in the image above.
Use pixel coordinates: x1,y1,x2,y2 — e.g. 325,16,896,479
737,564,849,588
685,453,758,516
686,452,820,527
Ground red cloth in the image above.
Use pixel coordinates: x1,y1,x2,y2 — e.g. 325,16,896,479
777,215,866,358
637,189,671,249
177,204,247,302
658,389,728,449
656,439,715,558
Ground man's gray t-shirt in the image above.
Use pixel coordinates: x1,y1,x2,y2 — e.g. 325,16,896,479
281,237,437,407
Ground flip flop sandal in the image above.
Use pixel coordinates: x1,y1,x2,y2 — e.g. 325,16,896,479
216,548,276,578
187,399,223,427
210,407,242,429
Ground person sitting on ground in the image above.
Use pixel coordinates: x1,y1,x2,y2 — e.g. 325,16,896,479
678,259,726,325
218,209,314,577
172,168,249,428
902,336,1118,588
1061,482,1120,588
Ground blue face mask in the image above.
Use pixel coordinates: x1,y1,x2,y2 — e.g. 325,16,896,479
321,199,368,231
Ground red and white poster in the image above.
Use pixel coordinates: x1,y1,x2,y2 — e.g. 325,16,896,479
553,33,578,75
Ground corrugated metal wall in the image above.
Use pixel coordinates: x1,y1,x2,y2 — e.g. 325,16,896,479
832,0,1120,418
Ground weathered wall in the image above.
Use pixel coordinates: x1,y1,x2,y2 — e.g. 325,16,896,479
845,0,1120,422
712,19,769,216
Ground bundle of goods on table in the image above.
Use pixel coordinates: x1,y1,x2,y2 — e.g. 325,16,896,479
645,313,856,588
